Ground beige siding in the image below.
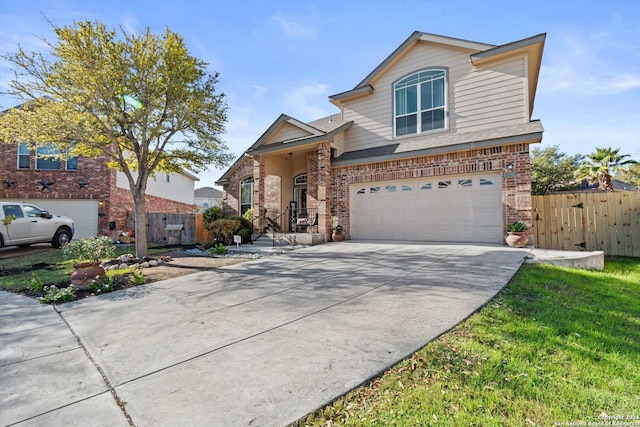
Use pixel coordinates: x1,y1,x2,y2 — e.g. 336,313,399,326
264,122,314,145
116,171,195,206
454,57,526,131
341,41,527,152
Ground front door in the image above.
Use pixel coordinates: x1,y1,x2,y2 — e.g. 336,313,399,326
293,174,307,216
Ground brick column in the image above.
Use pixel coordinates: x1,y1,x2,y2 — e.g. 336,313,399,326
253,155,265,233
316,141,332,239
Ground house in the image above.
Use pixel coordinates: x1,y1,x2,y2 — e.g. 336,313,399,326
0,139,198,239
216,31,546,244
194,186,223,212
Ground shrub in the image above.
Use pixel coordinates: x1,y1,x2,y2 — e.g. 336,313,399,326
507,221,529,232
63,236,115,264
238,228,252,243
88,275,116,294
30,274,44,293
130,269,145,285
38,285,77,304
242,208,254,224
205,219,242,244
207,243,228,255
202,206,223,224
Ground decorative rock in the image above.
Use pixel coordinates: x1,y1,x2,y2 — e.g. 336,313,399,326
119,263,129,269
149,260,159,267
141,261,150,268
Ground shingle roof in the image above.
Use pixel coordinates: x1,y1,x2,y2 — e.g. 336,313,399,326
194,187,222,198
333,121,544,165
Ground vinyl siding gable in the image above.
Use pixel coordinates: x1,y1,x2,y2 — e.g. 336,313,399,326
340,41,528,153
263,122,315,145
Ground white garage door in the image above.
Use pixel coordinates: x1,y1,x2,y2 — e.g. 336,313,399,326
350,173,503,244
9,199,99,239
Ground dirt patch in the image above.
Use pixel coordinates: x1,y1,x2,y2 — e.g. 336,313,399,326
137,252,247,282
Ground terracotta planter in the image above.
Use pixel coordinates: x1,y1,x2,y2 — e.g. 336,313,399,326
505,232,530,248
332,231,344,242
70,262,105,287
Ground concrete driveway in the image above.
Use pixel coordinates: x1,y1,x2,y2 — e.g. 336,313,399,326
1,241,529,426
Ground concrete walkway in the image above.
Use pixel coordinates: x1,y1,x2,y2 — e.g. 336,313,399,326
1,242,529,427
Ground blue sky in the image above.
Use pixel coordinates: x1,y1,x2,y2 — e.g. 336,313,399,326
1,0,639,187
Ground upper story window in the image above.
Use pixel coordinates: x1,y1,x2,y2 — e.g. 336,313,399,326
18,143,30,169
162,173,170,183
66,147,78,170
36,144,61,170
240,176,254,215
394,69,446,137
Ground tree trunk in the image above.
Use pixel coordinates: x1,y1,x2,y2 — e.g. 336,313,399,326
599,174,614,192
132,191,149,257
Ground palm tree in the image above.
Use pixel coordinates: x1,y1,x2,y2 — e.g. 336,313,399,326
574,147,638,192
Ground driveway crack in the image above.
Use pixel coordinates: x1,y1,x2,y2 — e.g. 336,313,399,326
53,305,135,427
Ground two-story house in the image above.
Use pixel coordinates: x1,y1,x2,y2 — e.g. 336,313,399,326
0,139,198,239
216,31,545,244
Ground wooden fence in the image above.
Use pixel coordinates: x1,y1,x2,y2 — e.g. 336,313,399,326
126,213,215,244
531,192,640,257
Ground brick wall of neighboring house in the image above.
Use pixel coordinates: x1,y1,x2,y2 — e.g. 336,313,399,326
221,157,255,216
330,143,532,238
0,143,113,232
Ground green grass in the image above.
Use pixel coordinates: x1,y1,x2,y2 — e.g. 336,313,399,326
0,244,170,291
297,258,640,426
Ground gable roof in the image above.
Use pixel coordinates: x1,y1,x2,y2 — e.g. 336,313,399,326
194,186,223,198
215,114,353,185
329,31,546,115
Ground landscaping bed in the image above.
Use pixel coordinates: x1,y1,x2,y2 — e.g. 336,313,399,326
0,244,248,303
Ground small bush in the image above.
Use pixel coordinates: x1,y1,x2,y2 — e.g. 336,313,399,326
242,208,254,224
207,243,228,255
130,269,145,285
202,206,223,224
63,236,115,263
238,228,252,243
30,274,44,293
38,285,77,304
205,219,242,244
88,275,116,294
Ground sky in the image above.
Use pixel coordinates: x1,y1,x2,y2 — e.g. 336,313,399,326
1,0,639,188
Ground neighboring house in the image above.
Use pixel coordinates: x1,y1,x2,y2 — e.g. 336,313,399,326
194,186,223,212
0,139,198,239
216,31,546,244
575,179,638,192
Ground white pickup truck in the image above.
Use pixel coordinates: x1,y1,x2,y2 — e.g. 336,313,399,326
0,202,75,248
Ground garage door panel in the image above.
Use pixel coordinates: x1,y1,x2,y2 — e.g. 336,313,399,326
350,173,503,244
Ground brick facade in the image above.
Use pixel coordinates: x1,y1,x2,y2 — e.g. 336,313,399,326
1,143,195,238
330,143,532,239
221,157,255,216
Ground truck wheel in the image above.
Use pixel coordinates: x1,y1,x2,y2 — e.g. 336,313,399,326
52,228,72,248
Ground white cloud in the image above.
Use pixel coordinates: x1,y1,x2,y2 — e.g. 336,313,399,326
252,84,267,99
283,81,332,120
269,12,315,39
539,22,640,96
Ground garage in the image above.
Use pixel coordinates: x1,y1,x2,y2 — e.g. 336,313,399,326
349,172,503,244
7,199,99,240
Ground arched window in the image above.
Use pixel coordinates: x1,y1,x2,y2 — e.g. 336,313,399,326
394,69,446,137
240,176,253,214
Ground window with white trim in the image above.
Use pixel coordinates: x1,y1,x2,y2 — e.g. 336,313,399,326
240,176,254,215
394,69,446,137
36,144,61,170
18,143,30,169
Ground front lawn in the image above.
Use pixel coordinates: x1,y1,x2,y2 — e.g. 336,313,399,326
297,258,640,426
0,244,176,292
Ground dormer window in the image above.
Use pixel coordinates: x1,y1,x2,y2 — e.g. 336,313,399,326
394,69,446,137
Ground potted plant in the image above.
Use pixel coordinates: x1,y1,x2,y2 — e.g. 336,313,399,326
505,221,530,248
63,236,115,287
332,224,344,242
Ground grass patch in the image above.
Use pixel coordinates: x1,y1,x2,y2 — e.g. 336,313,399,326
0,244,169,292
297,258,640,426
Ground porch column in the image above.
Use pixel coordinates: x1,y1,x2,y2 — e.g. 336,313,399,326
316,141,332,238
253,155,265,233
